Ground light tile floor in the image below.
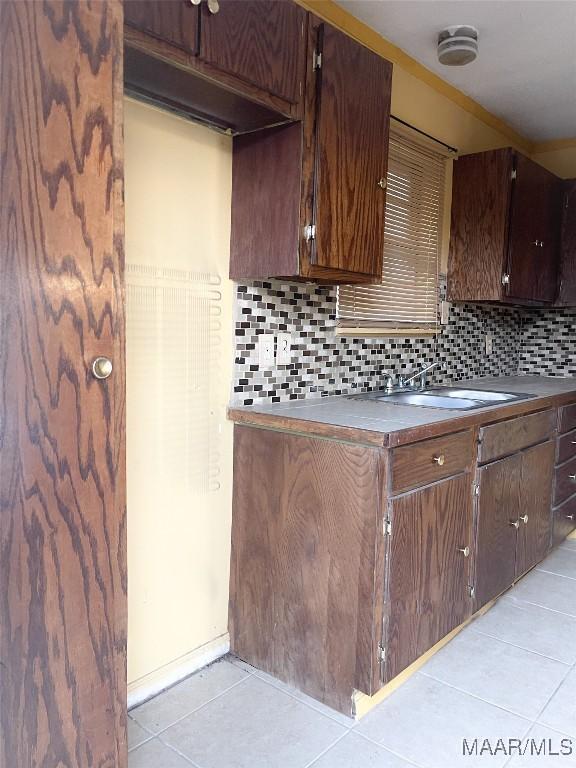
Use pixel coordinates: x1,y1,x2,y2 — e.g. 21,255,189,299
129,539,576,768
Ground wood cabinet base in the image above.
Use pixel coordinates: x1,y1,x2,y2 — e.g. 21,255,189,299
229,425,386,714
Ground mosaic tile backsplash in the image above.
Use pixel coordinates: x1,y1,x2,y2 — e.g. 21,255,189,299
232,277,531,406
519,309,576,377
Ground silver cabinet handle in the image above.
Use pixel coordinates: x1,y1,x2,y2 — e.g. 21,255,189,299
571,441,576,445
377,178,387,190
92,357,113,380
509,519,520,529
570,475,576,481
520,514,529,524
189,0,202,5
433,454,446,466
458,546,470,558
566,514,575,521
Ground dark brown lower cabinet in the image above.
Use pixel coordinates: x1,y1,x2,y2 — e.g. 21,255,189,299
383,474,474,682
475,441,554,608
475,453,521,607
516,441,555,576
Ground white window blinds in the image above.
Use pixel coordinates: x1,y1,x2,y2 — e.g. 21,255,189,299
337,127,447,331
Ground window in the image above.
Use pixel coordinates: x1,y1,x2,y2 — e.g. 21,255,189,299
337,126,448,334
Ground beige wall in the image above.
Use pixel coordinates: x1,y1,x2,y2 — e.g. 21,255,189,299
124,98,233,697
531,148,576,179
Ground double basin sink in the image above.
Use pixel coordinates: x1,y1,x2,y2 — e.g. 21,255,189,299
353,386,535,410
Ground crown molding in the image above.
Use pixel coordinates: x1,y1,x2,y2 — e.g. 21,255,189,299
532,138,576,154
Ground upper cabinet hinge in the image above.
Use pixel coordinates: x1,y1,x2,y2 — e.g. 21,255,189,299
304,224,316,241
383,519,392,536
313,50,322,70
501,273,510,287
473,483,480,496
511,169,517,180
378,644,387,662
468,584,476,599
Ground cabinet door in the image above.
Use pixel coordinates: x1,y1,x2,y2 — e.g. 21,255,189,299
507,154,561,303
311,23,392,277
384,474,473,682
557,180,576,306
516,441,555,577
124,0,199,54
199,0,306,104
475,454,520,608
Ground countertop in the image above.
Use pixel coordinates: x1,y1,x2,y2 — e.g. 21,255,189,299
228,376,576,447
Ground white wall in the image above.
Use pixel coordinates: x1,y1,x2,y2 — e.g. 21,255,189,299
124,98,234,703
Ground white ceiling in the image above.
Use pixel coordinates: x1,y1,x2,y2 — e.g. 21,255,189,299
336,0,576,143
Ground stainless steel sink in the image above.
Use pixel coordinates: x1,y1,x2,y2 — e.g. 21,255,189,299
353,386,535,410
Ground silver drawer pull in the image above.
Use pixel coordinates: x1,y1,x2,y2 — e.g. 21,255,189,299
458,546,470,557
433,454,445,466
520,514,529,524
570,475,576,481
565,514,575,521
509,519,520,529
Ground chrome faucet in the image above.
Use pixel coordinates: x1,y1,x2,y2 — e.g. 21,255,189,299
400,361,442,391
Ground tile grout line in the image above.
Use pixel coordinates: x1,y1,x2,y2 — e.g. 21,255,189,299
301,730,350,768
535,566,576,582
250,670,356,730
417,670,540,722
467,626,575,665
156,734,203,767
351,730,427,768
503,595,576,619
133,673,253,740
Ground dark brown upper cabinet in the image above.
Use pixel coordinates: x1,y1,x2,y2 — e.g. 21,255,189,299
556,179,576,306
124,0,199,54
124,0,307,132
229,16,393,283
448,148,562,305
198,0,306,106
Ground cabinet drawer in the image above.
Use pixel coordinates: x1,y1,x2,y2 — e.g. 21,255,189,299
557,429,576,466
559,404,576,435
552,494,576,548
390,431,474,494
478,410,555,464
554,456,576,506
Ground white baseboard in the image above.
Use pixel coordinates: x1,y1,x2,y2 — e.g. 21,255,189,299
127,633,230,710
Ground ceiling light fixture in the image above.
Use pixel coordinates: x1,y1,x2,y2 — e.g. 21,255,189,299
438,25,478,66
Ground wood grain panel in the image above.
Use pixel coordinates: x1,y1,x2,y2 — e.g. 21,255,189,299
559,403,576,434
554,455,576,507
552,494,576,548
390,430,474,495
312,22,391,276
384,474,473,682
124,0,199,54
475,454,521,608
557,180,576,306
478,410,555,464
447,148,512,302
0,2,126,765
507,154,561,303
229,123,302,279
557,429,576,465
516,441,554,577
229,425,385,714
200,0,306,104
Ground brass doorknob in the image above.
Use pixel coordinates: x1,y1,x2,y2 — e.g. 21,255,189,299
433,454,445,466
92,357,113,380
520,514,529,524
